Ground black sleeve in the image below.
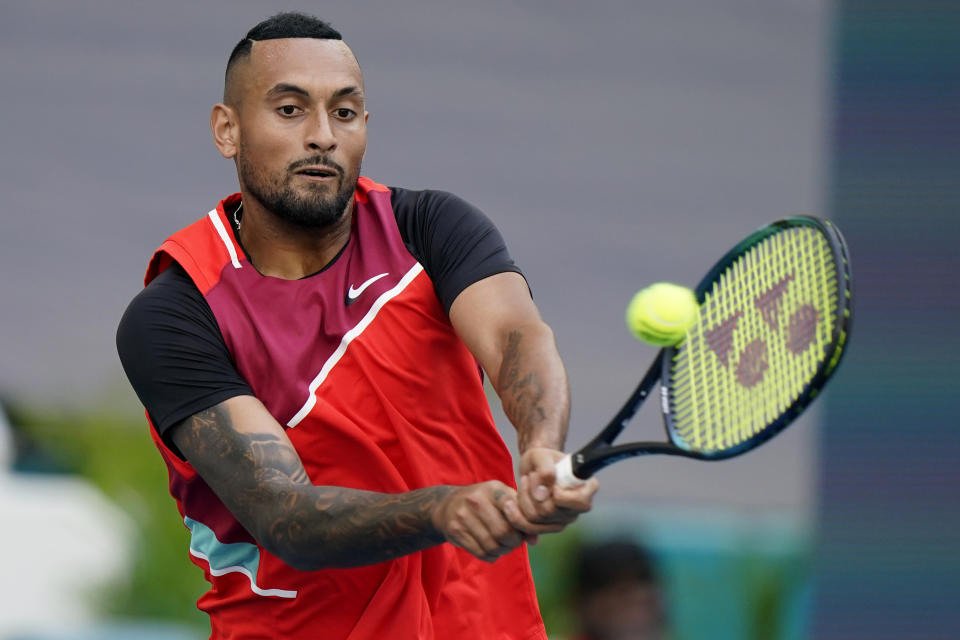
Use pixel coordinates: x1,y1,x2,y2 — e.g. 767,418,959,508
116,263,254,449
390,187,525,312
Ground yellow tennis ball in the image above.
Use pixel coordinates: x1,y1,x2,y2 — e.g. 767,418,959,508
625,283,700,346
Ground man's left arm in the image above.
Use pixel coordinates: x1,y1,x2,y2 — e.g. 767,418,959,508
449,271,598,530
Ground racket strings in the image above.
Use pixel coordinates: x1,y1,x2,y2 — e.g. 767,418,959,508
668,226,840,454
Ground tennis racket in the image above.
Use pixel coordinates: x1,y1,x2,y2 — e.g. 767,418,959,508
555,215,853,486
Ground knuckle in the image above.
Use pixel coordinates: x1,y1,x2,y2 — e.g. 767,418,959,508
520,504,539,521
493,524,515,543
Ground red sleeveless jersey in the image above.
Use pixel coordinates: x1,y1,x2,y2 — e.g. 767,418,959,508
143,178,546,639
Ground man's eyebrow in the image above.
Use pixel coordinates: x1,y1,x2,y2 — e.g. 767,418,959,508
265,84,364,101
332,86,364,99
265,83,311,99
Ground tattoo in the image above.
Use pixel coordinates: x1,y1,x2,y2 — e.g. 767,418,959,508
497,330,547,452
171,402,454,570
289,485,454,568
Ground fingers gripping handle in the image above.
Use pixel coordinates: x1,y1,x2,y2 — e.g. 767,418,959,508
554,454,586,488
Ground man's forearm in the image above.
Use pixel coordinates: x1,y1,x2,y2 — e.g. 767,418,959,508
494,323,570,452
173,402,454,571
262,483,454,570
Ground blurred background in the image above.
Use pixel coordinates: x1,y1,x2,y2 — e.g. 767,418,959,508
1,1,957,638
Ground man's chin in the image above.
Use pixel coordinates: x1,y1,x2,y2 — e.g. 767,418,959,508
295,175,339,190
279,197,352,229
295,179,354,203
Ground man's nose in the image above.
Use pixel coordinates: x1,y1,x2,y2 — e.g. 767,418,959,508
305,112,337,152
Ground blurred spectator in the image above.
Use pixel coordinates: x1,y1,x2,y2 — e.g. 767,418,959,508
570,538,669,640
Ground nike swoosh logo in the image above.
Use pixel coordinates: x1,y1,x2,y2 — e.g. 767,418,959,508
346,272,389,304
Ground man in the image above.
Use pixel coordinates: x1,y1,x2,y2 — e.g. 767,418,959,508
117,12,597,639
571,539,669,640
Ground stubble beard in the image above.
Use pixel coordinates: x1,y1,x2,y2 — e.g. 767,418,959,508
237,150,359,229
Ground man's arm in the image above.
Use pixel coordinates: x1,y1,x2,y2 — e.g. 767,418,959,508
449,272,567,450
170,395,537,570
449,272,599,525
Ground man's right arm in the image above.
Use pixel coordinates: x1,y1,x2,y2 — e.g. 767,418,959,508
118,265,538,569
170,394,535,569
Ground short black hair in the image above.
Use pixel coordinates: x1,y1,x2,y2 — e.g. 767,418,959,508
224,12,343,102
574,539,658,598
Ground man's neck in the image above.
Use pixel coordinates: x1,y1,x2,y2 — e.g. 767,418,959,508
236,197,353,280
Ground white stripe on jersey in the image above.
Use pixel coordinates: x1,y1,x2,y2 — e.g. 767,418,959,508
287,262,424,428
207,209,242,270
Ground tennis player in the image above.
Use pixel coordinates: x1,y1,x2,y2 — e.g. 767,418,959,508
116,11,598,640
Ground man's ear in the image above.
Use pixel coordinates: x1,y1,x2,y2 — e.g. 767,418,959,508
211,103,239,159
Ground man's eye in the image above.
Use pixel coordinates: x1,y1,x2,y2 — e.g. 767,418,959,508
334,108,356,119
278,105,300,116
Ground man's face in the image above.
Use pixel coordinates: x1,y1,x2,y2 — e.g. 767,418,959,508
579,581,666,640
228,38,368,228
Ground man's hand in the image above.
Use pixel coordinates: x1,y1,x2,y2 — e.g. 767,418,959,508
431,480,549,563
516,447,598,527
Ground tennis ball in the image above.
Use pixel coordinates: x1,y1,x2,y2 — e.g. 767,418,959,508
625,283,700,346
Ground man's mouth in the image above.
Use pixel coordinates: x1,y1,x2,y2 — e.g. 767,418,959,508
295,167,339,178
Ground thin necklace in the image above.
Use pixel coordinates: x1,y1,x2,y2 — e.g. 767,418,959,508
233,203,243,231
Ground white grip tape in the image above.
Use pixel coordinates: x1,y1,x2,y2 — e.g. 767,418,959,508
554,454,585,488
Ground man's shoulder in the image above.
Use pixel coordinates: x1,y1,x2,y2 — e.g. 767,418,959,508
143,261,197,292
145,194,243,290
122,263,203,322
386,185,475,218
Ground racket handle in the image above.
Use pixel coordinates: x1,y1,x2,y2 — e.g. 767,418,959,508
554,453,586,488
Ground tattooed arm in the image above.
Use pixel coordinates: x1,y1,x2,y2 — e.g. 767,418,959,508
170,395,536,570
449,272,598,527
449,272,568,451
